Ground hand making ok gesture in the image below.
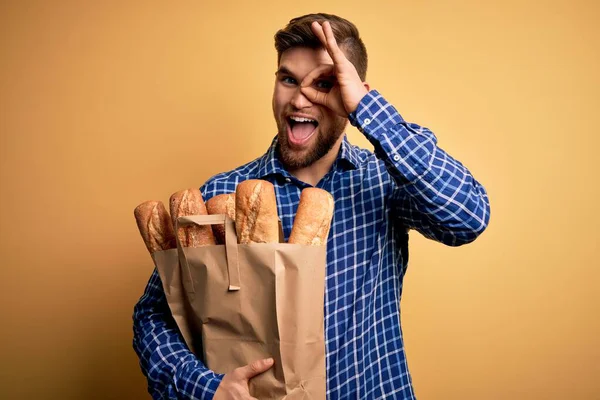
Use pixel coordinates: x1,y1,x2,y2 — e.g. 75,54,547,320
300,21,370,117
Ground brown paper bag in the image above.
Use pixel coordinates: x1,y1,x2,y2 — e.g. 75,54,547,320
152,214,326,399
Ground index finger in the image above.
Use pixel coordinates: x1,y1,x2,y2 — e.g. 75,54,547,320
234,358,274,380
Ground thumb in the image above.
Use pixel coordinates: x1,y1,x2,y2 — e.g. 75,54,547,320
236,358,274,380
300,86,327,106
300,86,347,117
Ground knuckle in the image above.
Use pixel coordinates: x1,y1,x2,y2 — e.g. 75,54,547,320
233,366,246,379
250,360,262,371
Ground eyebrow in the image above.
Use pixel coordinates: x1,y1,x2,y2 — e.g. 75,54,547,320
275,66,295,77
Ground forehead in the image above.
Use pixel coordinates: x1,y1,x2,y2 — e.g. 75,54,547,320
278,47,334,76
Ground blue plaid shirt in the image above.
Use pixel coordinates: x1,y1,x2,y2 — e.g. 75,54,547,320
133,90,490,399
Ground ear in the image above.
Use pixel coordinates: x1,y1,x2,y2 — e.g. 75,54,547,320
363,82,371,92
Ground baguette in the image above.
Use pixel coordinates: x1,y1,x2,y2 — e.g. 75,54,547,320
206,193,236,244
288,188,334,246
134,200,177,254
169,188,216,247
235,179,279,244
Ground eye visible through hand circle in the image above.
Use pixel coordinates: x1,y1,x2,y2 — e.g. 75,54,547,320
315,80,334,91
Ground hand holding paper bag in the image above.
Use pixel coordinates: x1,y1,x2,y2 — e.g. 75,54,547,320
214,357,275,400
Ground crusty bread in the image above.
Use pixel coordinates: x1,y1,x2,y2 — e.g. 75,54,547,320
134,200,177,253
169,188,216,247
235,179,279,244
206,193,236,244
288,188,334,246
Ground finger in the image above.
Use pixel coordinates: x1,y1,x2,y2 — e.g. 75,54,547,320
235,358,274,380
311,21,328,48
322,21,347,64
300,64,335,88
311,21,342,64
300,85,328,106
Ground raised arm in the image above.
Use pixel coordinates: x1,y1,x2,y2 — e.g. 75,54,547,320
299,21,490,246
349,92,490,246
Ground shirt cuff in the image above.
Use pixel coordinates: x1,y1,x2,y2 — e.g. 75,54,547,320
348,89,405,134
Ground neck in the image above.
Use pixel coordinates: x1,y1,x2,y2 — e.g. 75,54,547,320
288,134,345,187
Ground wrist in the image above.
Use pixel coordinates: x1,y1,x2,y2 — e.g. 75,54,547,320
347,87,369,115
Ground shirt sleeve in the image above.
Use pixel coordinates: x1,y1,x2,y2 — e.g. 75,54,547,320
348,90,491,246
132,268,224,399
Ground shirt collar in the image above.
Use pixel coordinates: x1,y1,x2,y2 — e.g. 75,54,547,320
256,136,289,179
336,134,361,171
256,134,360,179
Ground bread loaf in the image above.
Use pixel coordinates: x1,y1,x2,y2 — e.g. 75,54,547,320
134,200,177,253
288,188,334,246
206,193,236,244
235,179,279,244
169,188,215,247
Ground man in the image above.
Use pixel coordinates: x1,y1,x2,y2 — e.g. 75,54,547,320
133,13,490,400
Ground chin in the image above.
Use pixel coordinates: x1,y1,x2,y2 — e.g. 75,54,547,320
275,114,345,169
277,135,314,169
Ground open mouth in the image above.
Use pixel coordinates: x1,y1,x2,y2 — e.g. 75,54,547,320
286,116,319,147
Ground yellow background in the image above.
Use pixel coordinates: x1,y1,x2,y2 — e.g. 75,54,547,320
1,1,598,399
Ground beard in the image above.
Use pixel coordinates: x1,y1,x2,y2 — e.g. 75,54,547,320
275,115,347,170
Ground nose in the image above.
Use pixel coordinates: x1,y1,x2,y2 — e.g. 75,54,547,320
290,86,312,110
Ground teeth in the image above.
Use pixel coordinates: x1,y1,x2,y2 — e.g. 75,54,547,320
290,116,316,123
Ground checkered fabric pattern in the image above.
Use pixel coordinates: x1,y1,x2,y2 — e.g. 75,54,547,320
133,90,491,399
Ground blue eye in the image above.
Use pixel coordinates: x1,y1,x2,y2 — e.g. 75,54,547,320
281,76,297,85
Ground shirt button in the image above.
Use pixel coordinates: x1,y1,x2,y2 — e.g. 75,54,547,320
393,154,400,161
285,178,291,183
364,118,371,125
